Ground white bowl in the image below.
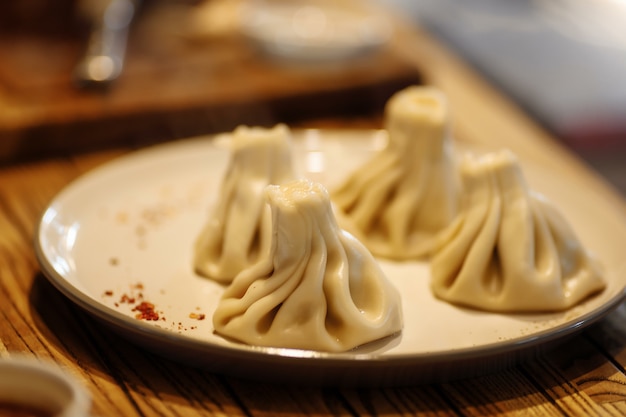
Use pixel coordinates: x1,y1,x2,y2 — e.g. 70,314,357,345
0,356,90,417
239,0,392,63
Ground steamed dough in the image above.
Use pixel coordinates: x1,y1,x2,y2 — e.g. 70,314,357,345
196,86,606,354
332,86,460,260
430,150,606,312
213,179,403,352
194,124,297,284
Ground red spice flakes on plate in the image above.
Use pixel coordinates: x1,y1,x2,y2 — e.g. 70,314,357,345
120,293,136,304
189,313,206,320
115,282,146,305
104,282,168,322
133,301,159,321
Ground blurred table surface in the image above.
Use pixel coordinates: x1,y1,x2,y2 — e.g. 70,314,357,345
1,1,626,416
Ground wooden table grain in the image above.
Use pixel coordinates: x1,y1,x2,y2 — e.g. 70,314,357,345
2,9,626,417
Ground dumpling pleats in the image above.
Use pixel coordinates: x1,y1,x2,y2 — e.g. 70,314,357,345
332,86,459,260
194,124,296,284
213,180,403,352
431,150,605,312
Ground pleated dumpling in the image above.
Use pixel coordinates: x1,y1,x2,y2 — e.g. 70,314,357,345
194,124,297,284
213,179,403,352
431,150,606,312
332,86,460,260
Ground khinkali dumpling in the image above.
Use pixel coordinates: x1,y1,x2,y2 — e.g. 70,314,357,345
213,179,403,352
194,124,297,284
332,86,459,260
431,150,606,312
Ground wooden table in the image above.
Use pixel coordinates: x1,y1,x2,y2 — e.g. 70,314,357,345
2,4,626,416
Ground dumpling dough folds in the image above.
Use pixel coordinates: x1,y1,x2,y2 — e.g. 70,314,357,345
431,150,605,312
194,124,297,284
332,86,459,260
213,179,403,352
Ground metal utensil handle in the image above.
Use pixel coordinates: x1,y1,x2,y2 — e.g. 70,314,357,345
74,0,137,87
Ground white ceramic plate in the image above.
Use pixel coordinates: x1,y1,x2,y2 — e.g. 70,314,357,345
35,129,626,386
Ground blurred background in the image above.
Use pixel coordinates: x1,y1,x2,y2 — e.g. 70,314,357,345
382,0,626,194
0,0,418,162
0,0,624,194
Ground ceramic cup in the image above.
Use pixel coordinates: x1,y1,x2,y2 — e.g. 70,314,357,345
0,356,90,417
